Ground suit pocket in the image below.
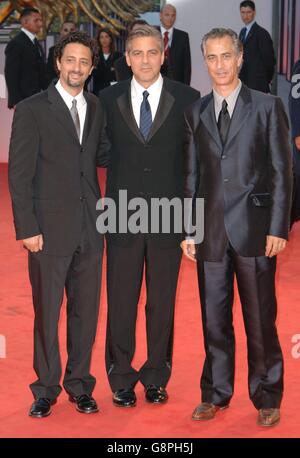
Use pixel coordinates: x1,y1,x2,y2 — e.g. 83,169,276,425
250,193,271,207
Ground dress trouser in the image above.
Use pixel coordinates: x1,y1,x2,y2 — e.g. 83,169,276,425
105,234,182,392
28,231,103,400
197,243,283,409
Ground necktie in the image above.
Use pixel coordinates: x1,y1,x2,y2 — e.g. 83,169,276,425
240,27,247,43
33,37,43,57
70,99,81,141
217,100,231,145
164,31,170,59
139,91,152,140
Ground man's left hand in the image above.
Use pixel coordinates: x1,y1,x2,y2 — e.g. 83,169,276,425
265,235,287,257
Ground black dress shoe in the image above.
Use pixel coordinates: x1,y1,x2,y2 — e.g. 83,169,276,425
113,389,136,407
145,385,168,404
29,398,56,418
69,394,99,413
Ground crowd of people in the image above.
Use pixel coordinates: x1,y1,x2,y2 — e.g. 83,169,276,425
4,1,299,429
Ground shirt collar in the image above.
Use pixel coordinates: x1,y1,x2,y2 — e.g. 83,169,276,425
21,27,36,42
160,26,174,38
55,79,86,109
131,74,163,99
246,20,256,32
213,79,242,116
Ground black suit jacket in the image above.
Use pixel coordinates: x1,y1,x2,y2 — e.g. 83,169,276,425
5,31,47,108
99,77,200,247
184,85,293,261
92,51,123,95
8,83,108,256
46,45,57,86
161,27,191,85
239,22,276,93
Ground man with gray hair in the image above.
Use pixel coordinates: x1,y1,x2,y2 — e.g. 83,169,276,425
99,24,199,408
182,28,292,426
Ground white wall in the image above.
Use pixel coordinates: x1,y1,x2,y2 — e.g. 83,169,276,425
166,0,273,94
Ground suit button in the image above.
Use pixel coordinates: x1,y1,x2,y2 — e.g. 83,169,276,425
80,196,86,201
224,178,229,183
144,168,151,172
80,172,84,177
221,155,227,160
80,147,84,153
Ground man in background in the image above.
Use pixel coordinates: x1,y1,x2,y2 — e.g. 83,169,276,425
46,20,77,85
4,7,47,109
239,0,276,93
159,3,191,85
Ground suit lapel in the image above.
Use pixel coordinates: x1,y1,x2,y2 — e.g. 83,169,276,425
225,85,252,147
200,93,223,151
117,84,145,143
82,92,96,145
48,83,80,143
148,80,175,142
244,22,257,44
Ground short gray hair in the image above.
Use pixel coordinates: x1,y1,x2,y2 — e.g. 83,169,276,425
126,24,164,53
161,3,177,14
201,28,243,56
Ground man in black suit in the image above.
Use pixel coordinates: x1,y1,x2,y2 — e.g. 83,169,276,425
9,32,108,418
159,3,191,85
46,21,77,86
239,0,276,93
99,25,199,408
182,28,292,426
4,7,47,109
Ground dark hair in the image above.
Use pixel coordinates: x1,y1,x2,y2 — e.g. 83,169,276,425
126,24,163,53
128,19,148,32
240,1,255,10
201,28,243,56
54,31,99,68
96,28,115,54
20,7,40,20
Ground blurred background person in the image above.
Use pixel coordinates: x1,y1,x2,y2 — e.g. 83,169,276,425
46,20,77,85
4,7,47,109
159,3,191,85
92,28,122,96
238,0,275,93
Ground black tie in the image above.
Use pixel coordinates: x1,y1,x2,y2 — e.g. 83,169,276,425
139,91,152,140
240,27,247,43
33,37,42,57
217,100,230,145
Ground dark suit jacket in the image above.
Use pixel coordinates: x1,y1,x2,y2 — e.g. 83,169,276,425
99,77,200,247
160,27,191,85
46,45,57,86
184,85,293,261
5,31,47,108
92,51,122,95
8,83,108,256
239,22,276,93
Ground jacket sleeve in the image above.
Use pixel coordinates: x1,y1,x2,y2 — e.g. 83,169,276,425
268,97,293,239
4,40,22,108
96,99,111,168
258,28,276,84
8,101,41,240
183,105,200,237
183,33,192,86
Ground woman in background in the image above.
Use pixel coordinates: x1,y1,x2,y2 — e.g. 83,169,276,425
92,28,122,95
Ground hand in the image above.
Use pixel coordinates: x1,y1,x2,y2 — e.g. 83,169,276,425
295,136,300,150
23,234,43,253
180,239,197,262
265,235,286,258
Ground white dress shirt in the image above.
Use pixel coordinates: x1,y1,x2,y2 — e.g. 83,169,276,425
55,80,87,144
160,26,174,47
130,74,164,128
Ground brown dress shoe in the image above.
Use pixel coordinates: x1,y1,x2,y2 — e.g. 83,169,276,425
192,402,229,421
257,408,280,427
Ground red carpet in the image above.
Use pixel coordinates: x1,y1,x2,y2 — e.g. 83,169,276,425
0,163,299,438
